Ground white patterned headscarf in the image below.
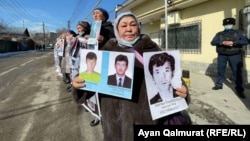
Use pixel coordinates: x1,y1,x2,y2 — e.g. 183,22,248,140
114,12,141,47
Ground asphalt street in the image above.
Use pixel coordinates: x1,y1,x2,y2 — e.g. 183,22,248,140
0,50,250,141
0,50,103,141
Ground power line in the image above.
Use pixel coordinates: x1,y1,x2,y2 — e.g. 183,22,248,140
0,0,36,30
9,0,37,21
70,0,86,23
83,0,102,21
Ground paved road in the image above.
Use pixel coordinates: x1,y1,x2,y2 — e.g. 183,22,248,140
1,50,250,141
0,50,103,141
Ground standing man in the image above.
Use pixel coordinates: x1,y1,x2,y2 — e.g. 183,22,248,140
211,17,249,98
107,54,132,88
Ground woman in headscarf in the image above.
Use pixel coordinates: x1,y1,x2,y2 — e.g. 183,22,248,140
67,21,91,92
76,21,91,39
73,12,191,141
61,30,77,88
93,7,115,48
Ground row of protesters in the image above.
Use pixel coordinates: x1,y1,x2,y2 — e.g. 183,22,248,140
53,29,79,92
71,7,115,127
51,9,109,127
72,11,192,141
55,18,105,127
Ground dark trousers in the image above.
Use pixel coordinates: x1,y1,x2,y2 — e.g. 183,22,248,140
216,53,244,92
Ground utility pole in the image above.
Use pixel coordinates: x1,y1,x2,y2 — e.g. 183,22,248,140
43,22,46,51
23,20,24,31
115,4,122,18
67,20,70,30
165,0,168,50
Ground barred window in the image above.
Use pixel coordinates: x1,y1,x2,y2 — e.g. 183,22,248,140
161,22,201,54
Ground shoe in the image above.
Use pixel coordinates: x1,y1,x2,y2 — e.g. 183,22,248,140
67,84,72,90
67,86,72,92
90,119,100,126
212,85,222,90
58,73,63,77
237,91,246,99
63,78,70,84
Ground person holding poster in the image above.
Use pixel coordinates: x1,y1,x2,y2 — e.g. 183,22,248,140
67,21,91,93
93,7,115,49
54,33,65,77
102,12,191,140
85,7,115,126
73,12,190,140
71,8,115,127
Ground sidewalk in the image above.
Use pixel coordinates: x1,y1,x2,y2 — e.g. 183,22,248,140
0,50,49,58
188,72,250,124
0,50,35,58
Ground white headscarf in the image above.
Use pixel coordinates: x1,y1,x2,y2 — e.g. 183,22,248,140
114,12,141,47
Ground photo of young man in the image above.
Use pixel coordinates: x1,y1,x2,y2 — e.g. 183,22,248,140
148,52,176,105
107,54,132,88
79,51,101,83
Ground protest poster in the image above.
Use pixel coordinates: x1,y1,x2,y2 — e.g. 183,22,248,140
79,49,134,99
56,39,65,56
79,21,102,120
87,21,102,50
143,50,188,120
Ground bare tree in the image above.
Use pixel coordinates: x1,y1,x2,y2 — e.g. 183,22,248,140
0,19,7,32
56,27,68,35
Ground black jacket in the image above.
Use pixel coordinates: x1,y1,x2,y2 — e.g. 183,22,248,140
99,21,115,49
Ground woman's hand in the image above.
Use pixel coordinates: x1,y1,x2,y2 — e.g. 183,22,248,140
175,85,188,98
72,76,85,89
97,35,104,43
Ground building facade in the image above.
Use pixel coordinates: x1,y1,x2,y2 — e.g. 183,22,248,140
117,0,250,84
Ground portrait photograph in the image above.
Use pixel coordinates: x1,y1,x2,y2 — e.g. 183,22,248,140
57,39,64,56
79,49,102,83
143,50,188,120
107,52,134,89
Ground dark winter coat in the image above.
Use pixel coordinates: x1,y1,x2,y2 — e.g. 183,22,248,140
99,21,115,49
99,34,161,141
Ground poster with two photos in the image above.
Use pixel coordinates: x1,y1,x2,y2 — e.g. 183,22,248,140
79,21,134,120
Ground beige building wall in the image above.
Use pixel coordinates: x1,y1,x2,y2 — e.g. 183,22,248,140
119,0,250,84
173,0,250,84
179,0,246,63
